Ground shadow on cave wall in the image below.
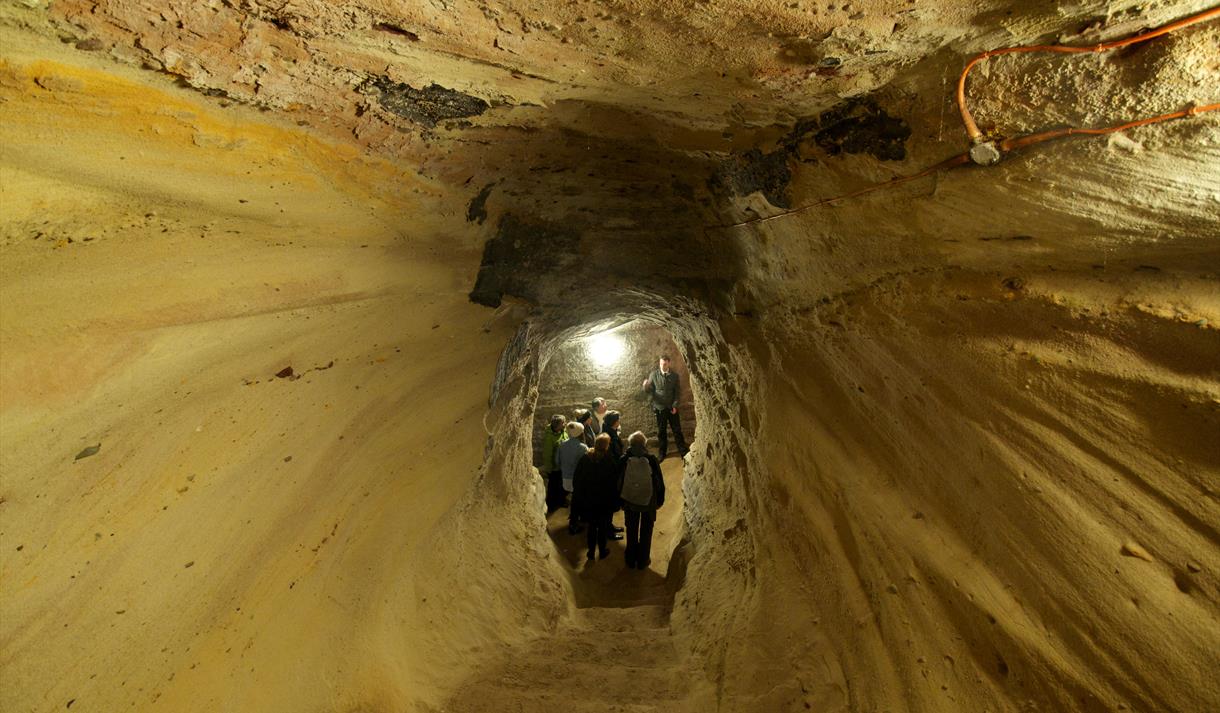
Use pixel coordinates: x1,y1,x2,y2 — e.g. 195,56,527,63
441,95,914,312
449,101,750,310
456,94,917,308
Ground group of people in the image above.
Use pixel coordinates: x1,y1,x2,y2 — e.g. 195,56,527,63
539,356,690,568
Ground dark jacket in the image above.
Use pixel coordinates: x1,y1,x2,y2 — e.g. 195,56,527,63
646,368,680,411
578,422,596,448
571,452,621,520
606,426,623,460
618,444,665,513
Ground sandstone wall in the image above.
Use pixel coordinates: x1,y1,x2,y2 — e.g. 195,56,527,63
2,1,1218,712
533,322,697,465
0,29,565,713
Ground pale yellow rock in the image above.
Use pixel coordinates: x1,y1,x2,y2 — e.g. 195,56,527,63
2,2,1219,713
1121,541,1155,562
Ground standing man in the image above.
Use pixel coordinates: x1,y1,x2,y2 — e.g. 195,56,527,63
588,397,608,436
618,431,666,570
642,355,689,459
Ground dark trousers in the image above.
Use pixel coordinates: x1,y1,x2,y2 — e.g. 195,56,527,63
624,509,656,568
586,514,611,557
567,493,581,530
545,471,565,514
654,408,688,457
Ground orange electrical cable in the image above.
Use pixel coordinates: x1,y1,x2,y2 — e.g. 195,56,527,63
999,102,1220,152
712,100,1219,231
709,7,1220,231
957,6,1220,142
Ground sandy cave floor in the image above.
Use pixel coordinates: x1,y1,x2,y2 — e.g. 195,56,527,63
546,457,687,607
441,457,705,713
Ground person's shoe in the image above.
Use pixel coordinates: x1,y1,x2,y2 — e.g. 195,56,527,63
586,550,596,561
599,549,610,560
637,559,651,570
625,558,636,569
611,525,624,533
608,532,623,541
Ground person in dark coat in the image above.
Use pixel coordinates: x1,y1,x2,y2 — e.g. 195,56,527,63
617,431,665,570
642,355,689,459
571,434,621,560
599,414,627,541
602,410,624,460
575,410,624,537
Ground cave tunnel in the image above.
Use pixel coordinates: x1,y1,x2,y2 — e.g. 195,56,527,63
2,1,1219,712
532,318,696,608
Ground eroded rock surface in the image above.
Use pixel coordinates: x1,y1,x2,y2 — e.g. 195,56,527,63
2,1,1218,712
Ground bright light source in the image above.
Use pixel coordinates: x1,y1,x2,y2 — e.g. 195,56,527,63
586,332,625,367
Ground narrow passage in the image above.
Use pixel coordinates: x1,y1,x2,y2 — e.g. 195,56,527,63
443,459,700,712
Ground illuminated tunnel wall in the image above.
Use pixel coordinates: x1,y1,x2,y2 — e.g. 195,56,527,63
532,321,697,466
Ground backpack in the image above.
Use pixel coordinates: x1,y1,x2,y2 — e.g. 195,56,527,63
620,456,654,507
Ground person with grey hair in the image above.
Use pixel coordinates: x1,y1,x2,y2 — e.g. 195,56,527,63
588,397,608,436
618,430,665,570
557,421,589,535
573,409,597,448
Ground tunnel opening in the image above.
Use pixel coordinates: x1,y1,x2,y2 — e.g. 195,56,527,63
432,307,750,711
531,318,699,609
